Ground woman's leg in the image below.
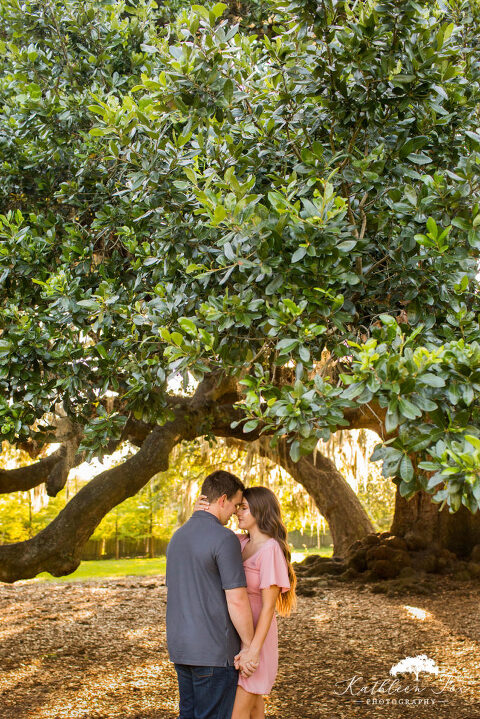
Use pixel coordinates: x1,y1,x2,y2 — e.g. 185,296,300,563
250,694,265,719
231,686,257,719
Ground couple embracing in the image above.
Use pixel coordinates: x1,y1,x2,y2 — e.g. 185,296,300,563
166,470,297,719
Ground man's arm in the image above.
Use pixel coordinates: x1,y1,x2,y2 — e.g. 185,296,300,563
225,588,258,677
225,587,254,648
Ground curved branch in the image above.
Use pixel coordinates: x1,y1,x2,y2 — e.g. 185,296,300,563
0,449,64,494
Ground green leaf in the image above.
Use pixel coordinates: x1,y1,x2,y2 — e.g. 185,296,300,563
426,473,444,490
399,136,428,158
224,79,234,103
341,382,365,400
399,480,414,498
265,275,283,295
0,339,12,357
289,440,301,462
385,408,399,433
398,397,422,420
179,318,197,336
465,131,480,145
379,314,396,326
89,127,111,137
170,332,184,347
407,153,432,165
223,242,235,261
413,395,437,412
291,247,307,263
466,435,480,450
276,338,298,354
418,461,439,471
419,373,445,388
95,344,108,359
399,455,414,482
184,167,197,183
211,2,227,18
426,217,438,238
337,240,356,252
77,299,100,310
299,346,310,363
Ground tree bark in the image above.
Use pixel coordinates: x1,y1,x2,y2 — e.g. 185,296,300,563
391,488,480,557
257,438,375,556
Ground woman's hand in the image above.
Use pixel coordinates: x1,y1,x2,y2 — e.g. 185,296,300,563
234,646,260,678
193,494,210,513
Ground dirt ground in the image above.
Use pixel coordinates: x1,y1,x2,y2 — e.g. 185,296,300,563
1,575,480,719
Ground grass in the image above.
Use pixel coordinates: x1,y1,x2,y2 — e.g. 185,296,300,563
27,545,333,584
31,557,167,583
291,545,333,563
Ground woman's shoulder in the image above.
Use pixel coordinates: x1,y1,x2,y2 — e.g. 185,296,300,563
256,537,281,559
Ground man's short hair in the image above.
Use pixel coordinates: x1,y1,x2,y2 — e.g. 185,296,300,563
201,470,245,503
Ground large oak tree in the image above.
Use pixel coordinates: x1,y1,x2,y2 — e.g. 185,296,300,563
1,0,480,582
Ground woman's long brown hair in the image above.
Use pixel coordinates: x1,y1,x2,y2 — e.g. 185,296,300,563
243,486,297,616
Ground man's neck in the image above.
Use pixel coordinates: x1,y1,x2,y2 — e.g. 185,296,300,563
204,506,223,523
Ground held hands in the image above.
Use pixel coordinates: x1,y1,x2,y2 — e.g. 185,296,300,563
193,494,210,512
234,645,260,678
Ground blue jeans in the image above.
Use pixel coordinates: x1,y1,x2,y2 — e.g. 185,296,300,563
174,663,239,719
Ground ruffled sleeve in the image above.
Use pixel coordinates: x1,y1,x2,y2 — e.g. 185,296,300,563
259,540,290,593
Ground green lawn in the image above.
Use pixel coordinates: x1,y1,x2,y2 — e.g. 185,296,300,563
291,546,333,563
32,557,167,583
27,546,332,583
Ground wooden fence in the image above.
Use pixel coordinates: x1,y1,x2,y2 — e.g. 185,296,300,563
80,536,169,560
288,529,332,549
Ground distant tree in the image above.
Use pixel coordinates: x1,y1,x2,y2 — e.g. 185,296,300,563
1,0,480,581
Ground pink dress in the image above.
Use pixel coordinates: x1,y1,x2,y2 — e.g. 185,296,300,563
236,535,290,695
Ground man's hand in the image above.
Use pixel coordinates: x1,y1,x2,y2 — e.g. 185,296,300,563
234,646,260,678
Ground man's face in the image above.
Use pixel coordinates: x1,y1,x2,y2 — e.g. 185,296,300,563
218,489,243,525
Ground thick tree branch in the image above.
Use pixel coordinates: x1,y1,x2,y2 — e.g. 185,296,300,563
0,449,64,494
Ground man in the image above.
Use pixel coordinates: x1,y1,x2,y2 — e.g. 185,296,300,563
166,470,256,719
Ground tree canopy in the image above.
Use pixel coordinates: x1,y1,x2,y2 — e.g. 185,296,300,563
1,0,480,580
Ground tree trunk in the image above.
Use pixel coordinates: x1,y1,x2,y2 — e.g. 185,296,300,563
258,438,375,556
391,488,480,557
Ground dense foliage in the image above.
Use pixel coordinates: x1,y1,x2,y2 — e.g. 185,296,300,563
1,0,480,515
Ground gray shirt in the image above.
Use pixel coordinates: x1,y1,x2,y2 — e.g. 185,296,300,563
166,511,246,666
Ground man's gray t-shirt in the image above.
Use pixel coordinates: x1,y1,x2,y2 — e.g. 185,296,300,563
166,511,246,667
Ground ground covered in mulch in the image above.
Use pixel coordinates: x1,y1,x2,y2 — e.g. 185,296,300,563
1,575,480,719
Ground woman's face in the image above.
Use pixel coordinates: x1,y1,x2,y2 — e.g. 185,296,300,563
236,498,257,532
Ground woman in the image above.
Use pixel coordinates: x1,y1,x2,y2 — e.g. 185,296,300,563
195,486,296,719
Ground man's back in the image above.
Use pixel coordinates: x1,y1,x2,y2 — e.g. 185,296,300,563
166,510,246,666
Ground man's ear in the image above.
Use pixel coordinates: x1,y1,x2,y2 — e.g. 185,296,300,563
217,493,228,507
